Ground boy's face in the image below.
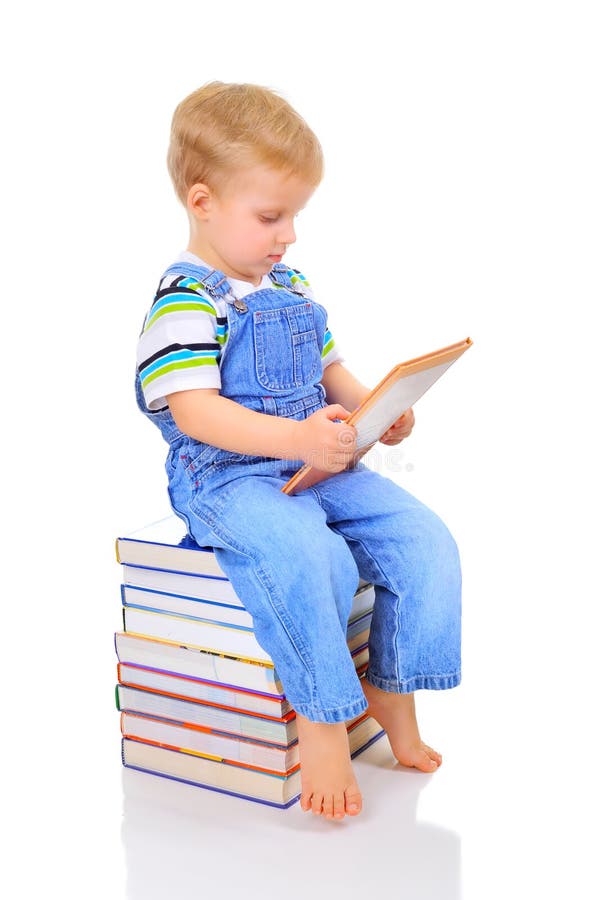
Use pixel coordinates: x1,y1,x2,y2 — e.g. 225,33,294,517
188,164,316,286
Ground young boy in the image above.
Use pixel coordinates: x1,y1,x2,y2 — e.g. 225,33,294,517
136,82,461,821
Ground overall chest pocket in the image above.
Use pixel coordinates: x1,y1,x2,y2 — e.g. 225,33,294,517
253,302,321,391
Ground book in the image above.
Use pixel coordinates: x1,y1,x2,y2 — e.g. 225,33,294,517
118,515,371,590
116,683,298,745
114,631,370,700
122,604,372,666
282,337,473,494
122,561,371,607
115,630,284,695
121,606,266,664
117,661,294,717
122,604,373,665
122,564,245,607
121,710,373,776
122,715,384,808
121,581,375,629
116,517,227,577
117,654,367,719
121,711,302,775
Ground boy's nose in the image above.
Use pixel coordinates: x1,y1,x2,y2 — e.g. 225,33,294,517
278,220,296,245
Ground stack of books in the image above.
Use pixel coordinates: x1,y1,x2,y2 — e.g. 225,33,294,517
115,515,384,808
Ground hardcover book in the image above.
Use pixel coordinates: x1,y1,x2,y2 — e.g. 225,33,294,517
122,715,384,808
282,337,472,494
117,662,293,717
116,517,227,577
116,683,299,745
121,582,375,629
121,710,302,775
120,710,374,776
122,564,244,606
114,631,370,700
122,605,373,665
117,516,372,591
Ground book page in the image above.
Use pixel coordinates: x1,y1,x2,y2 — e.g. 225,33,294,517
282,338,472,495
354,359,457,449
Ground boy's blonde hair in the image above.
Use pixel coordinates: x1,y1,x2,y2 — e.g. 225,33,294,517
167,82,324,204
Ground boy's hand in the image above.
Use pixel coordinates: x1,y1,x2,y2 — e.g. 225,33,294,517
379,408,415,445
297,405,357,472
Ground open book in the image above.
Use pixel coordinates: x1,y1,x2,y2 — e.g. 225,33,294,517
282,337,472,495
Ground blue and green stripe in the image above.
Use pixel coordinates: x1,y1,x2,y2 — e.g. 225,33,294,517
138,343,220,389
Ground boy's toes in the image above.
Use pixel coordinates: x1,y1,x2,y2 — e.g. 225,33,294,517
333,792,346,819
423,744,442,767
311,792,324,815
322,795,334,819
300,790,313,812
395,744,441,772
415,748,438,772
345,785,363,816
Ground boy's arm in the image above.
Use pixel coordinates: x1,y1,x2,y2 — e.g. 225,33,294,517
167,388,358,472
320,361,371,411
321,361,415,444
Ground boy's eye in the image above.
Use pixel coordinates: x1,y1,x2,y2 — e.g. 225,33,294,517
259,215,279,223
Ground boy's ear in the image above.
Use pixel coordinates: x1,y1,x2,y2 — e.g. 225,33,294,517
187,183,212,220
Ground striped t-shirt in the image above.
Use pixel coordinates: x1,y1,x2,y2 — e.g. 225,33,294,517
137,253,342,412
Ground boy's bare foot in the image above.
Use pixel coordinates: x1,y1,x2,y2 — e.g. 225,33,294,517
295,714,362,820
361,680,442,772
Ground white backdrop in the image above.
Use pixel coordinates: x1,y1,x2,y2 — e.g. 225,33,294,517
3,2,598,898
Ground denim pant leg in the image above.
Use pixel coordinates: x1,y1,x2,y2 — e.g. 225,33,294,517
308,465,462,693
178,469,369,724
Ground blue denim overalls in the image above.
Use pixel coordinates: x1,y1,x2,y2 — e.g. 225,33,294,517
136,261,462,723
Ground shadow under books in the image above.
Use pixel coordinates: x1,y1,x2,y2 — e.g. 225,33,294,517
121,738,462,899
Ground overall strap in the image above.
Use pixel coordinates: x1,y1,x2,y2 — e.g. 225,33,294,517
163,260,311,301
267,264,312,297
163,262,234,301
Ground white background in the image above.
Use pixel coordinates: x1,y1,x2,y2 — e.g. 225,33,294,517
3,2,598,898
